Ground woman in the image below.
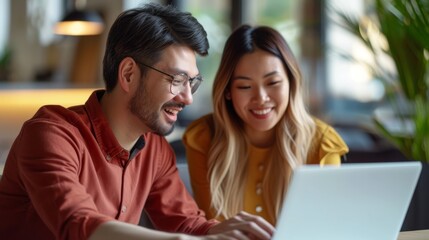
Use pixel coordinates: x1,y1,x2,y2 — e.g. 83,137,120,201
183,25,349,225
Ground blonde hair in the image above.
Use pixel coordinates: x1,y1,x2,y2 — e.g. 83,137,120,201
208,25,315,223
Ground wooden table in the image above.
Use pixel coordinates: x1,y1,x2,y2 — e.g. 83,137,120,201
398,230,429,240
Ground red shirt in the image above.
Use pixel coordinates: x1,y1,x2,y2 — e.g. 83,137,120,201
0,90,216,239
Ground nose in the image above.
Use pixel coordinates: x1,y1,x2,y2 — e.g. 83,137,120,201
174,82,193,105
253,86,270,104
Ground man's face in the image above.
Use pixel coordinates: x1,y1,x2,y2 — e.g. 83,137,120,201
129,45,199,136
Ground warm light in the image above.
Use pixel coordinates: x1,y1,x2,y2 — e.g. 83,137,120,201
0,88,95,108
54,9,104,36
54,21,104,36
0,88,96,142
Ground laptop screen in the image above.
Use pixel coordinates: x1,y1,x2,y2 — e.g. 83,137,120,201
272,162,421,240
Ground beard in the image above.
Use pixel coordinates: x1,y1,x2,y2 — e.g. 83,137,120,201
129,80,176,136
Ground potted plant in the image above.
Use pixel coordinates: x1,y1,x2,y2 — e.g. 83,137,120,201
332,0,429,230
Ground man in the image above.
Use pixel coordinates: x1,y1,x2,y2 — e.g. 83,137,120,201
0,3,274,240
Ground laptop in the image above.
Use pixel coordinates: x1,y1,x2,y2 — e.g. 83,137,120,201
272,161,422,240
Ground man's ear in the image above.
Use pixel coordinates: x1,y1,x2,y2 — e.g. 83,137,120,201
118,57,137,93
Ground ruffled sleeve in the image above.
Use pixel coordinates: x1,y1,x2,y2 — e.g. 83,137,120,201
183,115,213,154
182,114,216,219
307,119,349,165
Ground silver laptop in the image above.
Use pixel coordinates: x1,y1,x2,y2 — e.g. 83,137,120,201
272,162,422,240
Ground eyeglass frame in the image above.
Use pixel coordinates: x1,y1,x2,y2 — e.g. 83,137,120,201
133,59,203,95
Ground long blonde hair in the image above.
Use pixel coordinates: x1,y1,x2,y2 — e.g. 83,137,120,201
208,25,315,223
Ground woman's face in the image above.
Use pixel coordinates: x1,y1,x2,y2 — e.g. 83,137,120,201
229,49,290,138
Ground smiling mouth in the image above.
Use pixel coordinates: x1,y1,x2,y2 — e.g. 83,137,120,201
251,108,272,115
163,102,184,116
164,108,179,116
162,103,184,123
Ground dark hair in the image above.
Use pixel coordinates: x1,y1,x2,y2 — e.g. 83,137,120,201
102,3,209,91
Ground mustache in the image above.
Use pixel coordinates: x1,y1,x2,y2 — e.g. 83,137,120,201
163,102,185,109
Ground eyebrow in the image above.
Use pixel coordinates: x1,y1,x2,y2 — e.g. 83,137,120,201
170,67,201,78
232,70,279,80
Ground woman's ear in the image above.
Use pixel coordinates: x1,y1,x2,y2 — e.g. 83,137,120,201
225,91,231,100
118,57,137,93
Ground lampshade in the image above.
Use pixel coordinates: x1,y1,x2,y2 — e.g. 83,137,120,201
54,10,104,36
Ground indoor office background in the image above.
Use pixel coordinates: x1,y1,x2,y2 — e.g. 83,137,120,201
0,0,426,231
0,0,405,169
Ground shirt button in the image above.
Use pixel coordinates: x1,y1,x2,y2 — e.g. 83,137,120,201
256,187,262,195
258,164,264,171
256,206,263,213
106,155,112,161
121,205,127,213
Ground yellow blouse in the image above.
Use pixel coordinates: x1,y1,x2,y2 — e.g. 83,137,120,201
182,114,349,224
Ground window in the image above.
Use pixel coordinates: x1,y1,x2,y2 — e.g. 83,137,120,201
326,0,385,120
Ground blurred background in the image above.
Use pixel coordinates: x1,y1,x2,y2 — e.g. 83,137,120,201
0,0,406,168
1,0,428,231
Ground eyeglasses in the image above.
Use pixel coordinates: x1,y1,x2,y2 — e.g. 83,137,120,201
134,59,203,95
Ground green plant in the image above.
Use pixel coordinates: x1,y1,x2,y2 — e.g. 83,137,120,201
333,0,429,162
0,47,11,67
0,46,12,81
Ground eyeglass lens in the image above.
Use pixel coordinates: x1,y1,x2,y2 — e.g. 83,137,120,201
171,75,202,95
134,59,202,95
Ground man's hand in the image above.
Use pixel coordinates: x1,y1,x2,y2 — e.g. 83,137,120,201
206,211,275,240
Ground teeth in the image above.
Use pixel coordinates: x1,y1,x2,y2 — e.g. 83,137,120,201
252,108,271,115
165,108,179,115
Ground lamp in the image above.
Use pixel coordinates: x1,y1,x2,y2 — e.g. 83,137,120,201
54,0,104,36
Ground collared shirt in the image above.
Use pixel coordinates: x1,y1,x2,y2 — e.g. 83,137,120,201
0,90,216,240
183,114,349,225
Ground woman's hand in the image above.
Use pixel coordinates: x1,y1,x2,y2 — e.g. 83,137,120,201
206,211,275,240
